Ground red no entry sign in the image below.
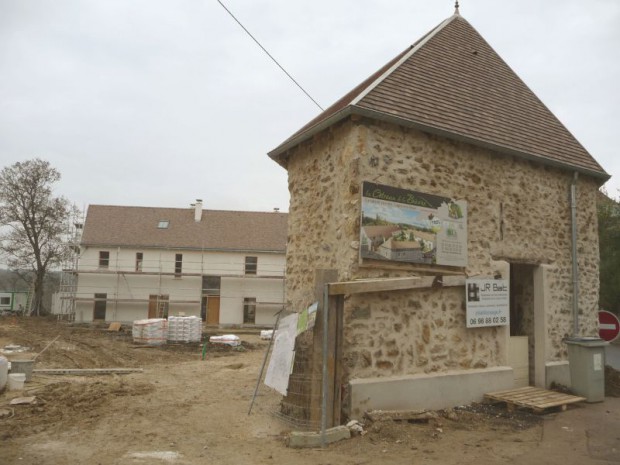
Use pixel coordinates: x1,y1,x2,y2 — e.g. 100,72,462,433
599,310,620,342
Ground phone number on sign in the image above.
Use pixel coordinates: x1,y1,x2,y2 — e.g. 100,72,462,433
469,316,507,326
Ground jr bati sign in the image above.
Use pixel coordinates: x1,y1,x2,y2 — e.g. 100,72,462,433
466,279,509,328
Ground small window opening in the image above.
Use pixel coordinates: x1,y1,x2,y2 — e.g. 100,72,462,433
99,251,110,268
245,256,257,275
175,253,183,276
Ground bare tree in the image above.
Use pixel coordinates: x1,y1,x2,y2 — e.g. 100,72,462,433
0,159,75,315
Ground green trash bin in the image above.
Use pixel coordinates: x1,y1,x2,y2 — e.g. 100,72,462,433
565,337,607,402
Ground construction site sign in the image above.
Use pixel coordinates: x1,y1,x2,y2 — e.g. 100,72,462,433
360,182,467,267
466,279,509,328
264,312,298,395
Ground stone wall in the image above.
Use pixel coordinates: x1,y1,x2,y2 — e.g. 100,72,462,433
283,116,601,383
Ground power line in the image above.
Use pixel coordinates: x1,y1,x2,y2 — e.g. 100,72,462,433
215,0,324,111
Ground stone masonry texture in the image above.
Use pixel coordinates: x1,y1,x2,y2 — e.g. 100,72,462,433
284,117,600,383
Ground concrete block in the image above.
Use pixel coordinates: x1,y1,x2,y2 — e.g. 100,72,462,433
546,361,570,389
287,425,351,448
349,366,514,420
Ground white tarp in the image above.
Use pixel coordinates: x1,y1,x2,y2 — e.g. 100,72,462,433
264,313,299,395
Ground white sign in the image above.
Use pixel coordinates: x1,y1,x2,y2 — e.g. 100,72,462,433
264,313,299,395
466,279,509,328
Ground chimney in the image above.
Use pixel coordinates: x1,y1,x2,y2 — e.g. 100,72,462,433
194,199,203,222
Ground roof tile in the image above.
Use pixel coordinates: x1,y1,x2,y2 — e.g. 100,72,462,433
270,15,607,179
81,205,288,253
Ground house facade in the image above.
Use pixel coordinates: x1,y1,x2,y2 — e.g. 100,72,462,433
269,11,608,420
0,291,28,313
67,202,287,325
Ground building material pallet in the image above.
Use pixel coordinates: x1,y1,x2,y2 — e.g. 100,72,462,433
484,386,586,414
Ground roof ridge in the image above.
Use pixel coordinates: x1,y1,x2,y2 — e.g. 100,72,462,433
351,14,459,106
88,205,288,215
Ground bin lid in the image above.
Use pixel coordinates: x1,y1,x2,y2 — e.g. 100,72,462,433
564,336,608,347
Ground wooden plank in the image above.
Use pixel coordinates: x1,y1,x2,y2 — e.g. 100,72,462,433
328,275,466,295
535,397,585,408
486,386,538,396
33,368,143,375
359,259,466,276
366,409,438,422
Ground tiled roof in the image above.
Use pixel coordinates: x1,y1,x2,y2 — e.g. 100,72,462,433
269,14,608,180
80,205,288,253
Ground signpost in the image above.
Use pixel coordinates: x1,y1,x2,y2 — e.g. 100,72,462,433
465,278,509,328
598,310,620,342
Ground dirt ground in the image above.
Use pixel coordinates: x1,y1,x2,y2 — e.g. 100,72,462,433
0,317,616,465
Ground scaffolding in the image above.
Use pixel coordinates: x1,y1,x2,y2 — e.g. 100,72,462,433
56,211,84,321
57,244,286,324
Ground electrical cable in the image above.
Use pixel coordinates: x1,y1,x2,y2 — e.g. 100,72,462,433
215,0,324,111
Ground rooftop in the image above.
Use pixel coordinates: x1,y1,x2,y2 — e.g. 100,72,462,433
270,13,608,181
81,205,288,253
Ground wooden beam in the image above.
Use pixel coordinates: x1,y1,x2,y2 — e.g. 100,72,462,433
310,269,338,428
328,275,466,295
33,368,143,375
365,409,439,422
359,259,466,276
331,295,344,426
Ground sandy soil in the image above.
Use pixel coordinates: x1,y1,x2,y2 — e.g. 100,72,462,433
0,317,606,465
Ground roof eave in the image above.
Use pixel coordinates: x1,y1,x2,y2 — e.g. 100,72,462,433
268,15,461,169
269,104,609,181
268,106,354,167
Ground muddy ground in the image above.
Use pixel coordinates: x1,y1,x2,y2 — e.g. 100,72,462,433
0,317,616,465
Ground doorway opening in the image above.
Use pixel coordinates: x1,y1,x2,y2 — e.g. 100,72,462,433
93,293,107,320
509,264,536,386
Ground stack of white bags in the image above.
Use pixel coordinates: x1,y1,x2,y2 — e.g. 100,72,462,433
132,318,168,345
167,316,202,343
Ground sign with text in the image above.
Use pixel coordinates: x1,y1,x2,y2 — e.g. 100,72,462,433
466,279,509,328
360,182,467,267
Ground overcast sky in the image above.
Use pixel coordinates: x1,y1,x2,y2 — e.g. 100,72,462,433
1,0,618,213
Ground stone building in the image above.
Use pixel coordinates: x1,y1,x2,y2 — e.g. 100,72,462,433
268,10,609,420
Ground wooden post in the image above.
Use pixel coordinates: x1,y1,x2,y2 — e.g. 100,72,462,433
331,294,344,426
310,269,338,428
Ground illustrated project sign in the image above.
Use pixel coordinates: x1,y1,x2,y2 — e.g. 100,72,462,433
360,182,467,267
264,312,299,395
466,279,509,328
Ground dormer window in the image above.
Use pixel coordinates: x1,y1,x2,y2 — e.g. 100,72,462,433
158,220,169,229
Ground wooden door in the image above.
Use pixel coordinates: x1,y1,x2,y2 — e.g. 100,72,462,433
148,295,158,319
93,293,107,320
509,336,529,387
148,295,169,319
206,296,220,325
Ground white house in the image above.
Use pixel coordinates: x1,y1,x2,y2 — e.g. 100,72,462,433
0,290,28,313
64,201,287,326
